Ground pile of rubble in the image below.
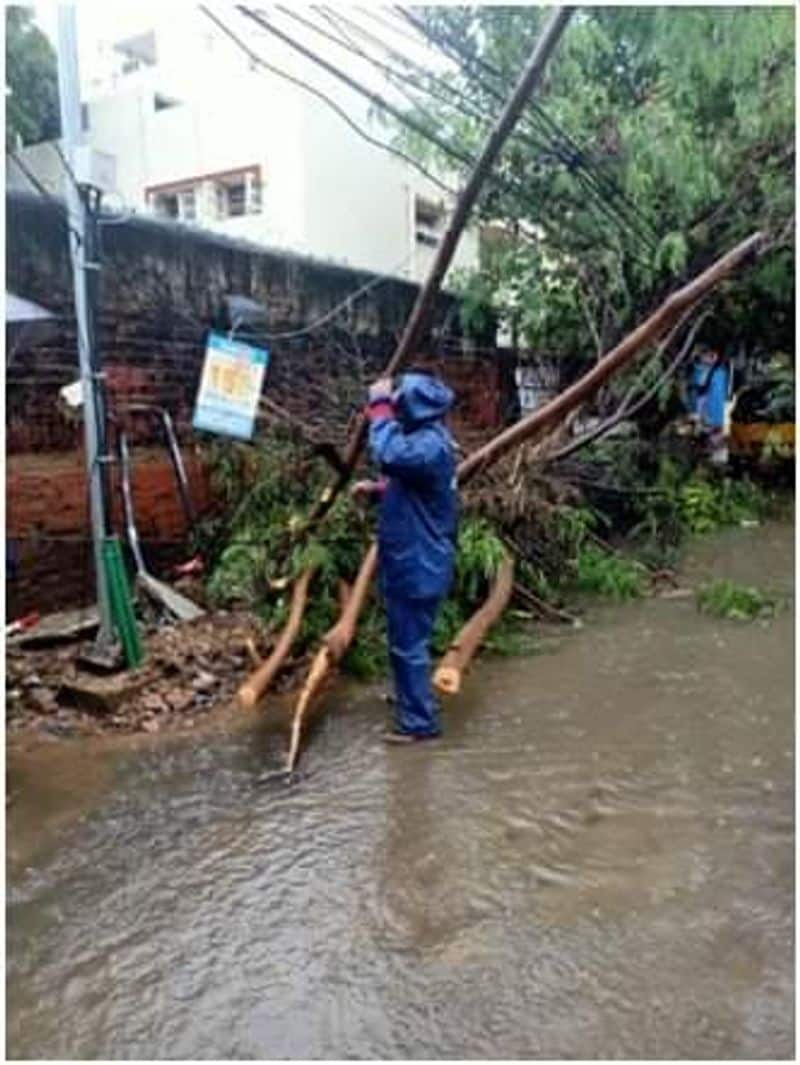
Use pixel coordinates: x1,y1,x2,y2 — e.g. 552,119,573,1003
7,611,274,739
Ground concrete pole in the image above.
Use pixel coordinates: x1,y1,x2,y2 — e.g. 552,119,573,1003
56,3,115,651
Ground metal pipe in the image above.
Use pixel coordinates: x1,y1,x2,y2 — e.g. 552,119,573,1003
56,2,114,649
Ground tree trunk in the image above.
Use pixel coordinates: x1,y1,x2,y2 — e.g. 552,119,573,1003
457,232,762,484
434,555,515,696
284,231,763,768
289,7,575,524
237,567,315,710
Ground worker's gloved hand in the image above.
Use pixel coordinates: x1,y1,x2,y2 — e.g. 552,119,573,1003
351,479,379,500
368,377,393,405
350,479,387,506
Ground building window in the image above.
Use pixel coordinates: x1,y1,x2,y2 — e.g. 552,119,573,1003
415,195,445,247
223,179,246,217
215,171,261,218
147,165,262,224
152,191,179,219
149,185,196,222
178,189,196,221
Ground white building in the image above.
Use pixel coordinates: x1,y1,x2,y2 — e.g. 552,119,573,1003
14,6,479,285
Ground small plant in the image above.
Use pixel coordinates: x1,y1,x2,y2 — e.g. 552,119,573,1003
679,473,771,536
454,517,507,601
575,546,645,601
696,579,784,621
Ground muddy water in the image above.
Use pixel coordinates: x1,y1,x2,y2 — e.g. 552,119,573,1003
7,523,794,1059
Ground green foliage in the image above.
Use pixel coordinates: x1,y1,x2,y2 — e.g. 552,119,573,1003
696,578,784,621
433,517,507,654
654,231,688,276
201,432,374,660
453,517,506,600
392,7,794,355
204,440,521,677
6,7,60,150
679,473,769,535
575,546,645,601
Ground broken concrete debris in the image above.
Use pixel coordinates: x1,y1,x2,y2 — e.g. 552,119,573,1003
6,611,272,738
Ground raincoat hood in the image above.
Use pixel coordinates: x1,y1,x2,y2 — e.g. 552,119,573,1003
393,372,454,427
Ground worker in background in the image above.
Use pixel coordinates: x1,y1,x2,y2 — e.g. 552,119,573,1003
352,368,458,743
691,346,731,464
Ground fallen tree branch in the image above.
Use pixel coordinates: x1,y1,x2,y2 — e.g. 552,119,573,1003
434,556,515,696
543,304,711,465
285,544,378,771
284,231,763,769
257,397,347,475
457,232,763,485
288,7,575,531
512,581,578,625
237,567,316,710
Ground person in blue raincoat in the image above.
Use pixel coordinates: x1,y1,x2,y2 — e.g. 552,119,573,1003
352,369,458,743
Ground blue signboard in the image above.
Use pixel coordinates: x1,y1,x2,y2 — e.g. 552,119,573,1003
192,331,269,440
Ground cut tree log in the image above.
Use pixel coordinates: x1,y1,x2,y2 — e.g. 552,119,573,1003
284,544,378,771
283,231,763,769
237,567,315,711
434,555,515,696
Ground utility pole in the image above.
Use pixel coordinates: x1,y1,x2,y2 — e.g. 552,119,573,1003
56,3,116,659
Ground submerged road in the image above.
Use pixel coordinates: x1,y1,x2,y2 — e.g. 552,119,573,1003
7,522,794,1059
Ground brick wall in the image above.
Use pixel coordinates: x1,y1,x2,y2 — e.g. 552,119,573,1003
7,448,213,616
6,190,511,618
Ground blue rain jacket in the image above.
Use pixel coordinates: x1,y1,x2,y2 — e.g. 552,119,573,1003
369,373,458,600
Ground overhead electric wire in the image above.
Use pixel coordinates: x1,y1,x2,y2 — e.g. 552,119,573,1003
326,7,651,242
278,3,500,158
308,4,656,260
198,3,456,195
310,5,624,251
309,4,470,152
311,3,461,127
394,3,658,247
223,6,655,274
394,5,659,249
233,6,591,248
355,4,432,50
301,3,655,259
315,3,553,159
235,5,477,172
395,4,656,247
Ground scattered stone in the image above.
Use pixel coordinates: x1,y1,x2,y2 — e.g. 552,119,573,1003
7,609,271,739
29,687,58,712
141,692,169,715
166,688,195,713
59,671,150,716
193,671,216,693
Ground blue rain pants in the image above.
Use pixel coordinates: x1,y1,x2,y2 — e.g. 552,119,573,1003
385,593,442,736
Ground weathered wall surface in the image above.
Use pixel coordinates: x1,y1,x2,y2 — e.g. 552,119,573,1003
7,189,478,451
7,449,213,616
6,190,510,616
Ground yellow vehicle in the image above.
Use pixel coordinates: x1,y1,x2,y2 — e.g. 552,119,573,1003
729,380,795,463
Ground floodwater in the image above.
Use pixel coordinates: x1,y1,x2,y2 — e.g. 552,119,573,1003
7,522,794,1060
